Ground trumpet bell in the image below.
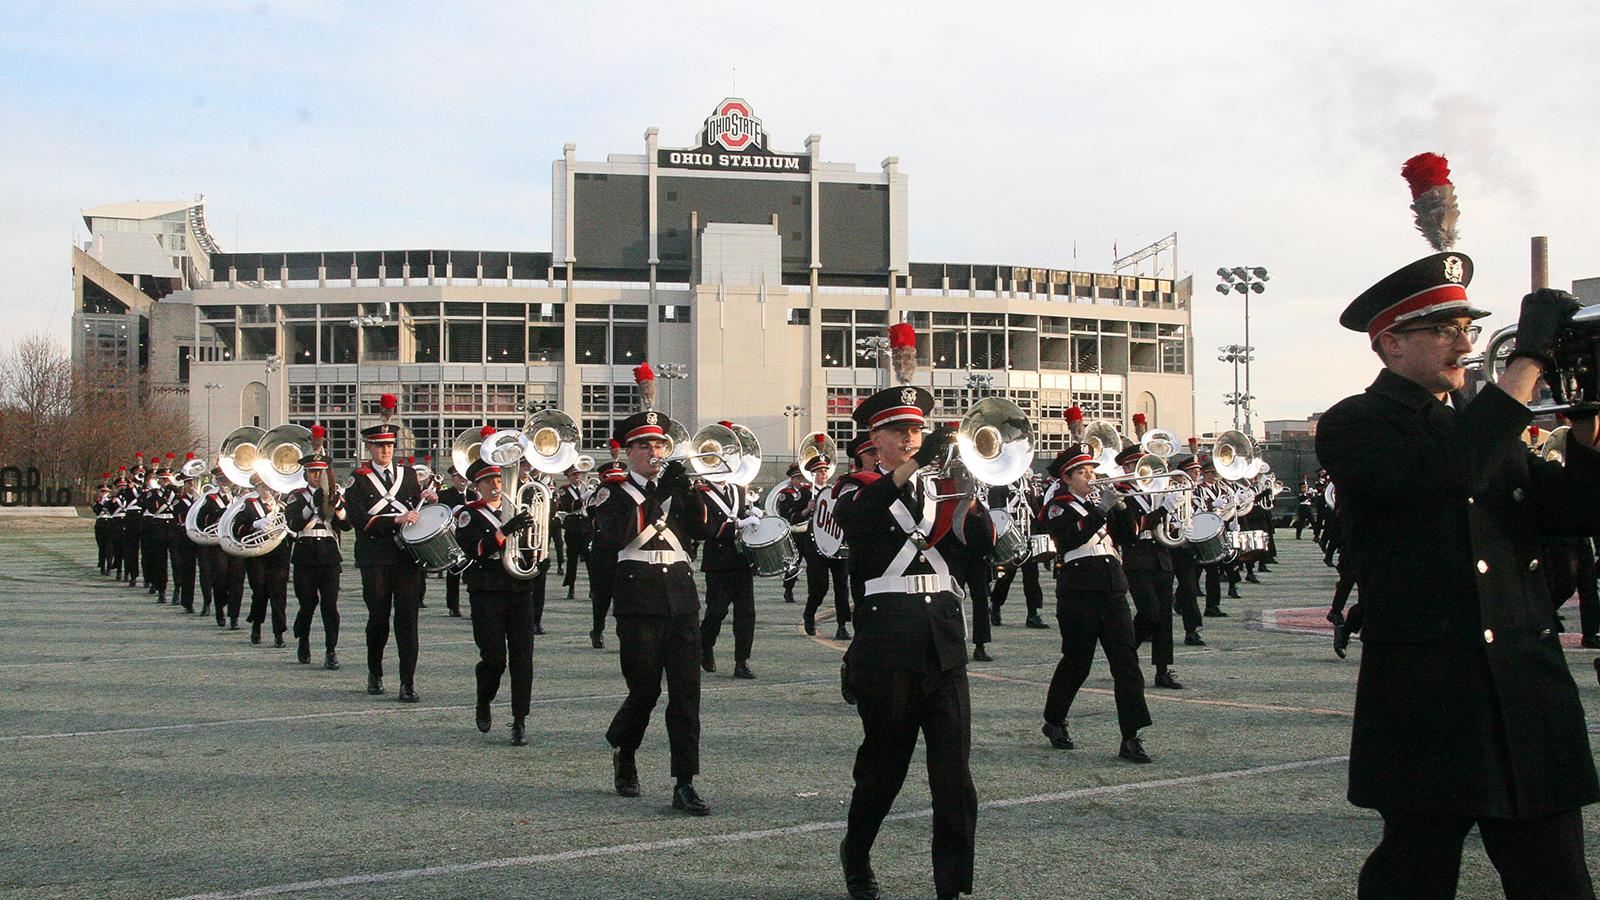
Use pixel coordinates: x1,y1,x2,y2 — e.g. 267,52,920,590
524,408,581,473
1139,428,1178,460
1130,453,1170,492
956,398,1034,486
257,423,313,493
687,422,743,482
219,426,266,489
1213,429,1257,481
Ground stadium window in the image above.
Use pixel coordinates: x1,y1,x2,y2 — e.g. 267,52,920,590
575,324,608,363
446,322,483,363
528,325,563,363
658,305,691,323
786,308,810,326
612,323,647,362
821,327,849,367
413,322,440,363
484,321,525,362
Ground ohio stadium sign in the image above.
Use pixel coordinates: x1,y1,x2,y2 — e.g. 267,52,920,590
658,98,811,174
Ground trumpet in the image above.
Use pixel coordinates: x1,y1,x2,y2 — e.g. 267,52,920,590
920,397,1035,501
1458,305,1600,415
666,419,743,481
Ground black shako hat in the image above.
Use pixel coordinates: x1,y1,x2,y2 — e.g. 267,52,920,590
360,423,398,444
852,385,934,431
465,458,502,483
1341,252,1487,340
613,410,668,446
847,434,876,461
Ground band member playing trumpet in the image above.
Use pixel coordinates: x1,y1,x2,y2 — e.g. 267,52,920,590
239,473,291,647
696,427,762,680
1111,445,1183,689
834,385,989,900
1040,443,1153,763
345,398,425,702
584,458,628,649
595,410,712,816
454,456,541,746
287,437,350,669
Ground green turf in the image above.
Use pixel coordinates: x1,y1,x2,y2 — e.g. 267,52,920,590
1,520,1596,898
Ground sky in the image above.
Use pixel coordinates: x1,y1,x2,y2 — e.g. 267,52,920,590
2,0,1597,433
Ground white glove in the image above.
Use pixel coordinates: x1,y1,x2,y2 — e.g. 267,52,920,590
738,514,762,530
253,517,270,531
1093,489,1121,515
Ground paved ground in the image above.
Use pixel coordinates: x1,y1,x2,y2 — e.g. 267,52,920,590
2,520,1597,898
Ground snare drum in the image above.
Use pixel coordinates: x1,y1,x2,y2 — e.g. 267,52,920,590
1235,528,1269,563
988,509,1029,566
1185,512,1229,565
397,504,468,573
1026,533,1056,564
738,515,800,577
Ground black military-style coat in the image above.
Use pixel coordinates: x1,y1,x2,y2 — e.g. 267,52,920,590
343,463,424,569
169,492,195,542
436,486,466,511
1119,493,1174,574
694,480,753,573
589,470,710,617
775,482,815,555
453,499,545,593
1317,368,1600,818
1043,489,1133,593
284,487,349,567
833,467,993,673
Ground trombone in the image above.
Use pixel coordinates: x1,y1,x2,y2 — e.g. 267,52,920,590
664,418,744,480
919,397,1035,501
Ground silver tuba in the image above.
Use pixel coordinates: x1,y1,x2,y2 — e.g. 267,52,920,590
216,426,288,558
921,397,1035,501
483,407,579,578
1212,430,1257,519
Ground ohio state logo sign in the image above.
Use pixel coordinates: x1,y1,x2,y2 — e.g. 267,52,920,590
702,98,765,152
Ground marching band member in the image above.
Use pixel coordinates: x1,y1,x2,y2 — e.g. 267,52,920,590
834,385,989,900
986,468,1044,632
802,454,851,642
1040,442,1153,763
120,456,143,587
344,395,426,701
1196,457,1239,615
138,458,175,604
1168,454,1207,647
843,435,878,614
584,457,626,649
594,410,713,816
696,425,762,680
556,465,589,600
454,455,541,745
238,473,291,647
1111,445,1182,689
196,465,244,629
435,467,469,618
286,432,350,669
774,464,809,606
92,476,115,575
167,455,200,614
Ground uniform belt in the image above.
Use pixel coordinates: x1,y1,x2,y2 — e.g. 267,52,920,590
151,514,174,520
618,548,689,565
864,573,961,597
1060,543,1116,564
1137,530,1154,540
300,529,334,539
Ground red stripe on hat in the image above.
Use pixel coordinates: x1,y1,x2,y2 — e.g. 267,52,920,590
472,464,502,480
303,460,330,471
1366,284,1470,339
623,424,667,443
1059,453,1094,471
868,405,925,428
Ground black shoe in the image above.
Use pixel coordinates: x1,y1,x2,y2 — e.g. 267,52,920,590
367,674,385,695
1119,736,1152,763
1204,607,1229,618
1334,622,1352,659
250,624,262,645
201,601,211,616
1258,564,1272,573
1155,668,1183,690
990,607,1002,626
972,644,993,662
613,749,640,797
231,619,241,631
1184,631,1206,647
1042,721,1074,750
841,842,881,900
417,599,427,608
672,782,710,816
702,648,716,673
273,633,285,649
476,702,492,733
532,622,545,636
297,637,311,665
834,624,851,641
590,630,604,649
183,605,194,614
511,717,527,746
1326,610,1346,628
803,615,816,636
324,650,340,670
156,590,166,604
1227,587,1241,599
1025,613,1048,629
733,661,755,680
784,591,795,604
448,608,462,618
566,586,576,600
1244,574,1260,584
397,684,419,703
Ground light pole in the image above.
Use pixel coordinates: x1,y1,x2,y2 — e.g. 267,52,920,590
263,355,283,426
855,335,892,388
202,382,222,458
1216,267,1269,436
783,404,805,458
349,313,384,430
965,370,994,412
1217,344,1253,431
656,363,690,418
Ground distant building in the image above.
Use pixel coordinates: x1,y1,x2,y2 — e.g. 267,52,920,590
1264,414,1321,441
1574,275,1600,307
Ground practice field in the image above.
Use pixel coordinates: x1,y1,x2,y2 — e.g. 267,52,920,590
3,521,1597,899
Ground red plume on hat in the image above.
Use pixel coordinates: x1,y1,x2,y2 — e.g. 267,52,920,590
480,424,496,437
135,452,143,459
1188,436,1199,447
633,362,657,408
309,424,326,453
1132,413,1147,425
118,465,126,471
1529,425,1542,439
1401,152,1460,251
380,393,398,425
185,452,195,460
406,456,415,465
166,452,175,460
887,323,917,385
608,438,622,458
1064,406,1084,423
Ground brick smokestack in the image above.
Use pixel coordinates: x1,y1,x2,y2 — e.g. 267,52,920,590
1531,236,1549,291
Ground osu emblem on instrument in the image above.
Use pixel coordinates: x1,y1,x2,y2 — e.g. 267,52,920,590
1443,256,1464,283
901,387,917,405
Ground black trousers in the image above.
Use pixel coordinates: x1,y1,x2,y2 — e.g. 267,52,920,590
1044,588,1152,738
361,562,422,685
587,551,615,635
1331,558,1358,615
469,588,535,718
246,553,290,636
213,551,246,624
141,527,169,591
170,537,197,610
1203,561,1237,608
965,559,991,647
561,518,587,588
607,613,701,777
991,558,1043,617
701,568,756,662
1293,504,1314,538
292,561,341,651
196,544,214,610
1126,567,1175,667
551,520,565,572
803,551,851,625
121,525,140,582
94,519,113,572
843,662,976,898
1358,807,1593,899
1171,549,1204,634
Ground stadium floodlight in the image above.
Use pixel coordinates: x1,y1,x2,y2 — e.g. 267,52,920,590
1216,267,1234,281
1251,267,1270,281
1215,283,1231,295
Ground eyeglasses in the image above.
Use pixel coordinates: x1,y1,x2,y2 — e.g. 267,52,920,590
1393,323,1482,343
